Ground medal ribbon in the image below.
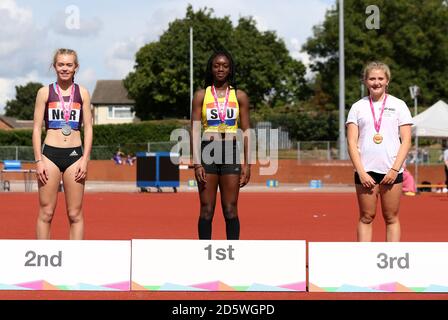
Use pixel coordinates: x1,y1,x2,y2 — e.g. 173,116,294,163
369,94,387,133
211,85,230,123
53,82,75,124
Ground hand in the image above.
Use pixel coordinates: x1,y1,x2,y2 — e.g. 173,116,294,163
239,165,251,188
380,169,398,185
36,161,48,185
74,157,88,182
194,166,207,184
359,171,376,189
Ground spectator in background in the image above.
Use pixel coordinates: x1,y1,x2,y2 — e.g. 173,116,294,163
408,149,417,164
126,153,136,166
113,149,125,165
422,148,429,164
346,61,412,242
401,161,416,196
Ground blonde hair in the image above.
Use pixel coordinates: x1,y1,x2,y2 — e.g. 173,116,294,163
52,48,79,67
51,48,78,82
363,61,391,81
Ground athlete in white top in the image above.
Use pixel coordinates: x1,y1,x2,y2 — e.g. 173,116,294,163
346,61,413,242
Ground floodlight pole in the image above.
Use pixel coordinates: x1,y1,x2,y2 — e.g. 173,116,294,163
414,96,418,117
190,27,193,119
409,84,420,190
409,85,419,116
339,0,347,160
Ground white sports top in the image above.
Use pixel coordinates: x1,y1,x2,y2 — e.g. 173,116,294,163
346,94,413,174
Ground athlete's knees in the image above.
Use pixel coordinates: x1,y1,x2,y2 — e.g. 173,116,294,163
67,208,83,223
39,212,54,223
359,213,375,225
39,206,56,222
222,203,237,220
200,204,215,220
383,213,399,225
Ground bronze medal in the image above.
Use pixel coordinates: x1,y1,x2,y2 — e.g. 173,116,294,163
373,133,383,144
369,95,387,145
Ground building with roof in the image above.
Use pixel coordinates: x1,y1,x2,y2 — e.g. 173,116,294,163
91,80,138,125
0,116,33,130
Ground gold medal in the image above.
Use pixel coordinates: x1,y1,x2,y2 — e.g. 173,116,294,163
373,133,383,144
218,123,226,133
211,86,230,134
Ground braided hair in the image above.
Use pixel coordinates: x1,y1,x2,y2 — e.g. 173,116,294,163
204,49,237,90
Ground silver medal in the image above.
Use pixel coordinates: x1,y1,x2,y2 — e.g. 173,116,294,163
61,124,72,136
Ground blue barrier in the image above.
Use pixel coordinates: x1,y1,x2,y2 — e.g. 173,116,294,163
3,160,21,170
309,180,322,188
266,179,279,187
1,160,35,192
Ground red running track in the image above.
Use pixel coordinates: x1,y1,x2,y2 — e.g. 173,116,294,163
0,192,447,300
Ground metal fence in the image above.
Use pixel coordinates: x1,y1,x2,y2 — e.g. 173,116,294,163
407,146,443,165
90,142,181,160
0,142,181,161
1,142,444,163
0,146,35,162
255,121,292,150
297,141,340,161
0,122,291,162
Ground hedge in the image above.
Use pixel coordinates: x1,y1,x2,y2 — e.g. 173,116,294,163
0,120,188,146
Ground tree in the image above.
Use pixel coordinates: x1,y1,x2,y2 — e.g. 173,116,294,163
230,17,309,108
303,0,448,109
125,5,308,120
4,82,43,119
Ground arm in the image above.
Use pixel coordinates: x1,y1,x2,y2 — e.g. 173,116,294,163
381,124,412,184
237,90,251,188
346,123,376,188
75,86,93,182
32,87,48,185
190,89,206,183
445,150,448,167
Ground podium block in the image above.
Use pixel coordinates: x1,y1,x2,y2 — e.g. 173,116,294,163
309,242,448,292
131,240,306,291
0,240,131,290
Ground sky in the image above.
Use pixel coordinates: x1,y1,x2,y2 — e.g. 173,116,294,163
0,0,334,114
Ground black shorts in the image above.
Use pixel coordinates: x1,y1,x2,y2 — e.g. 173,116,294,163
42,144,83,172
200,140,241,175
354,171,403,185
